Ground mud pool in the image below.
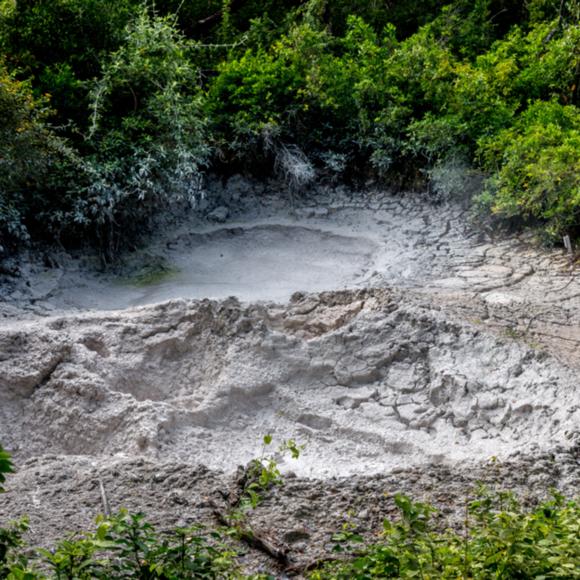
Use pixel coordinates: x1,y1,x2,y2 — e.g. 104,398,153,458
0,184,578,563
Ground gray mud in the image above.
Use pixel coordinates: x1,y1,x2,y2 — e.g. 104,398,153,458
1,447,578,575
1,289,578,478
0,181,579,574
2,185,580,369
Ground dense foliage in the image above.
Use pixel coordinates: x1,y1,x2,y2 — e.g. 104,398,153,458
0,64,74,244
0,0,579,252
1,511,245,579
79,11,210,259
311,490,580,579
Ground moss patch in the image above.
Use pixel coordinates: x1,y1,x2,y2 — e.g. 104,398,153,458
118,259,179,287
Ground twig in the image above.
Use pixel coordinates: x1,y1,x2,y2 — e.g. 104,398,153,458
198,0,245,26
98,477,111,517
488,8,508,22
528,330,580,344
128,85,138,112
172,0,186,22
525,310,546,333
191,35,248,50
543,0,566,43
545,275,576,294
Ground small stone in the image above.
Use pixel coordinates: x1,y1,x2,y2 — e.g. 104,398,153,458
283,529,311,543
207,206,229,222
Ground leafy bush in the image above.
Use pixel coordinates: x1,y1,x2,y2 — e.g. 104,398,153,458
75,10,210,258
208,18,352,161
0,437,300,579
472,19,580,105
235,435,302,514
310,488,580,579
1,0,580,246
0,447,30,579
0,0,140,129
1,511,244,579
403,16,579,162
0,64,75,246
0,518,32,579
36,511,241,579
1,8,213,255
0,444,12,493
478,101,580,238
6,487,575,579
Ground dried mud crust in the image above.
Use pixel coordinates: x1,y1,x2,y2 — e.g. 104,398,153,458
1,186,579,367
1,186,580,574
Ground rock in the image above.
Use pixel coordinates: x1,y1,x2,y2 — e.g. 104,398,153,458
283,529,311,543
311,208,329,218
207,206,229,223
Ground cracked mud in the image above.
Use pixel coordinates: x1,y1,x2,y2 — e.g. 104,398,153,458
1,184,579,574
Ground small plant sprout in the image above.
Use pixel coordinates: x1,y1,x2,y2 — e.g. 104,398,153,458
238,435,303,513
0,444,14,494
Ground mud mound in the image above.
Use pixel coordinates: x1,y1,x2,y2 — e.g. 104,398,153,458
2,188,580,572
1,289,577,478
3,189,579,376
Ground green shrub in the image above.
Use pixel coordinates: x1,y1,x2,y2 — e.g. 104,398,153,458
347,22,465,176
0,438,299,579
478,101,580,238
1,511,244,579
76,10,210,258
1,0,579,245
1,9,212,254
36,510,240,579
0,0,139,129
310,488,580,579
472,19,580,105
398,15,579,185
208,19,351,157
0,446,32,579
0,65,75,246
0,443,12,493
339,17,406,173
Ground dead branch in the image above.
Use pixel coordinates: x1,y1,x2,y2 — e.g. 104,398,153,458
210,500,289,566
198,0,245,27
